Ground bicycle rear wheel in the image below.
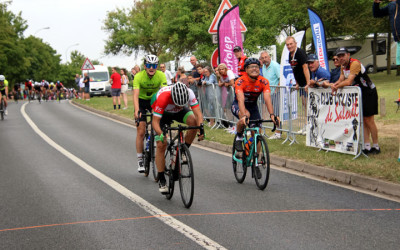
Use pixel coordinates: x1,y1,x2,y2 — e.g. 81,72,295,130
179,144,194,208
232,134,247,183
253,136,270,190
164,148,175,199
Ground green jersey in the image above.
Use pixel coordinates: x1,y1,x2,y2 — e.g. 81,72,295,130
133,70,167,100
0,80,8,91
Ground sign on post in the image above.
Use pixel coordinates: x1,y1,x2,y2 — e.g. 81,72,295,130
208,0,246,34
81,58,95,71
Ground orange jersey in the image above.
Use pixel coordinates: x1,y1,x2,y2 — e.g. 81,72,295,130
235,74,270,103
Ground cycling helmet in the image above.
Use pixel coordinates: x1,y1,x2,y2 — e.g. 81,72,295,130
144,54,159,64
171,82,189,107
244,58,261,69
0,75,5,81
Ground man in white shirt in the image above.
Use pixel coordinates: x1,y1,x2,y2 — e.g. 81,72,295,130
160,63,174,85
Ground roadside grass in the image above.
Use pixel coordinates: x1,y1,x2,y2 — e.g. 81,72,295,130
73,72,400,184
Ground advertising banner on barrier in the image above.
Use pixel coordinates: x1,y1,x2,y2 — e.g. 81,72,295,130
218,5,242,76
306,87,361,155
279,31,305,121
308,8,329,72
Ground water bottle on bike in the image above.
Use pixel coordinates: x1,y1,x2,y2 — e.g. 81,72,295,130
245,137,254,156
145,135,150,151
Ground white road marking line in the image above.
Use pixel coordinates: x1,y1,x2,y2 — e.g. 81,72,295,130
21,102,226,250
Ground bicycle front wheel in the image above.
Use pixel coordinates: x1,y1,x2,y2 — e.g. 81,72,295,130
179,144,194,208
232,134,247,183
0,99,4,120
253,136,270,190
151,134,158,181
164,147,175,200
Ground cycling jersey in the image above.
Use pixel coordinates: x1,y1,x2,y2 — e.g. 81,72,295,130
234,74,271,103
49,83,55,90
151,86,199,118
342,58,376,90
0,80,8,91
133,70,167,100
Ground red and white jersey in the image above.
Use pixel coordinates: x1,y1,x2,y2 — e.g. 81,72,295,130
151,86,199,118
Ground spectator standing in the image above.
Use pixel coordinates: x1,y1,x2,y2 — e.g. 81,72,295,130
190,56,201,81
329,55,341,83
260,51,282,139
233,46,247,77
330,47,380,155
307,54,331,88
160,63,174,85
373,0,400,68
217,63,235,121
130,68,136,81
187,74,198,98
75,74,80,88
83,72,90,101
109,67,122,110
120,68,129,110
79,75,84,99
177,66,188,86
286,36,310,134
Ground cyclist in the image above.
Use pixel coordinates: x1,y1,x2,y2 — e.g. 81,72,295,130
13,82,21,101
25,80,33,100
33,81,42,101
0,75,9,115
49,82,55,100
133,55,167,173
151,82,204,193
42,80,49,100
231,58,280,156
56,81,64,100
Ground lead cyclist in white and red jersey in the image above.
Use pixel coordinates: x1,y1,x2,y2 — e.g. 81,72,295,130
151,82,204,193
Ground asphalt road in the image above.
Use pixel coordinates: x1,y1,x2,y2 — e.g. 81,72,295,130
0,100,399,250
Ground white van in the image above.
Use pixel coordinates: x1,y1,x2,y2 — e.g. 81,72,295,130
82,65,111,97
325,34,396,73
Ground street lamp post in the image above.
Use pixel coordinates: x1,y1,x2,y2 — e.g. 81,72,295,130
65,43,79,63
34,27,50,36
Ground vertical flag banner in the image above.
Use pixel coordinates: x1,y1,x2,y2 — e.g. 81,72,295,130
308,8,329,72
218,5,242,76
279,31,305,121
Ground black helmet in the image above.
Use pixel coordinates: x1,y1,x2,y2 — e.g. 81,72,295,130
244,58,261,69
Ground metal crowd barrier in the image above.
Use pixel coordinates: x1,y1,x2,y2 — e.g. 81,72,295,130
196,84,365,158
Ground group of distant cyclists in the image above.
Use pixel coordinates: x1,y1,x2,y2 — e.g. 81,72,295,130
0,75,78,116
133,54,280,194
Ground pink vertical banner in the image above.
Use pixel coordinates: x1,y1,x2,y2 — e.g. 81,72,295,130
217,5,242,76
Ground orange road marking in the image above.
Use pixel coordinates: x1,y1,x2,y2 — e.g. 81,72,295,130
1,208,399,233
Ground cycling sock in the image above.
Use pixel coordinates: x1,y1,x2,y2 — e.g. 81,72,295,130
185,142,191,148
373,144,380,150
113,105,116,110
158,172,165,182
137,153,143,162
364,143,371,150
118,105,120,109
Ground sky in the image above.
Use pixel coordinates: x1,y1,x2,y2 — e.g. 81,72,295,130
8,0,140,69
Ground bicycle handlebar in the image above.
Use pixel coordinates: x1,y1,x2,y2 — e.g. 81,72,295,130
162,124,205,141
135,111,153,125
247,119,277,132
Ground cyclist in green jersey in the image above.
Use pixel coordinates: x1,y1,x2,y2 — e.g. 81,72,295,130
0,75,9,115
133,55,167,173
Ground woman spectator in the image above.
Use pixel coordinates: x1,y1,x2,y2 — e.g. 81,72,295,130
177,66,188,86
120,68,129,110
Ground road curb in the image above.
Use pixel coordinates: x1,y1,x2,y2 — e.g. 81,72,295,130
71,101,400,199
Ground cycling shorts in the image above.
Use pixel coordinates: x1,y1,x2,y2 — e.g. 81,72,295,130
159,106,193,128
34,85,41,91
0,89,5,96
138,98,152,122
231,100,261,128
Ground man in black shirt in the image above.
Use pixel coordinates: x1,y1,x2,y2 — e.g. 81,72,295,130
286,36,310,134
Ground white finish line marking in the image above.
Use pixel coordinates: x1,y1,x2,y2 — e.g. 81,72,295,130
21,103,226,250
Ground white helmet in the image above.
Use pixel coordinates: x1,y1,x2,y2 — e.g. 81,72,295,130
144,54,159,64
0,75,4,81
171,82,189,107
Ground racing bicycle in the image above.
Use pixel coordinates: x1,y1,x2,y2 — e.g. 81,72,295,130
162,123,204,208
0,96,4,120
137,112,157,180
232,119,276,190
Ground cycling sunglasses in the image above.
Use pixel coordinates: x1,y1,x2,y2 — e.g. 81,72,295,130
145,63,158,69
